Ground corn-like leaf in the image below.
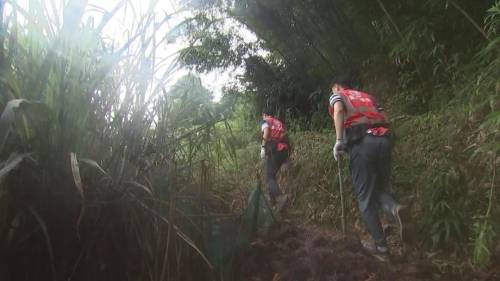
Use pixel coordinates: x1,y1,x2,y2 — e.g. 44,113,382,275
79,158,108,176
27,205,57,281
70,152,85,237
0,99,27,152
124,181,153,195
0,152,34,180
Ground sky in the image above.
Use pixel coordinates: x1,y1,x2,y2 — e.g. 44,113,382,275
9,0,251,101
91,0,258,101
86,0,243,101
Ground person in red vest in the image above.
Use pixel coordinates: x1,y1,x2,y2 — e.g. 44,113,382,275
260,109,289,207
328,75,409,260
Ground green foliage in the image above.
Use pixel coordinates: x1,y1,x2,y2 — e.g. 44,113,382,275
178,14,252,72
0,1,242,280
179,0,496,121
168,74,215,127
0,0,498,278
471,151,498,267
181,0,500,270
478,1,500,60
272,130,359,226
472,216,497,266
419,166,470,250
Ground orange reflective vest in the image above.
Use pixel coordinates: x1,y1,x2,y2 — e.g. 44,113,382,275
328,89,388,128
264,116,288,151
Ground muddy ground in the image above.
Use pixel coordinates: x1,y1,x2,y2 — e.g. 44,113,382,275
235,222,500,281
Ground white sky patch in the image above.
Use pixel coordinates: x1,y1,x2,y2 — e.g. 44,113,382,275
85,0,190,92
6,0,259,102
85,0,260,102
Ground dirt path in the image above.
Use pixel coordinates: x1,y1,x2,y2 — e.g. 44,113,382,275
234,222,500,281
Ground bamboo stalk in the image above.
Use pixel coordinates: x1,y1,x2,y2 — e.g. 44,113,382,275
375,0,401,36
337,158,346,235
448,0,490,42
375,0,425,82
485,152,496,218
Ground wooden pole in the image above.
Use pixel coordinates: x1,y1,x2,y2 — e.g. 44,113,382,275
337,158,346,235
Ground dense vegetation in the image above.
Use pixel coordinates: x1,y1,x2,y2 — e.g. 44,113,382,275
0,1,236,280
179,0,499,266
0,0,498,280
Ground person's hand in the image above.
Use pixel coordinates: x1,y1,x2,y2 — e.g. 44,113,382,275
260,146,266,159
333,139,347,161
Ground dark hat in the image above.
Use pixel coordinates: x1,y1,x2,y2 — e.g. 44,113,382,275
330,74,353,88
262,107,274,116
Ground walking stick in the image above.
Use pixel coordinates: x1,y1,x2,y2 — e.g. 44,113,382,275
337,156,346,235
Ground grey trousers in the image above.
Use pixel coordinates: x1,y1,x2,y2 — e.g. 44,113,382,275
349,135,398,246
265,148,288,201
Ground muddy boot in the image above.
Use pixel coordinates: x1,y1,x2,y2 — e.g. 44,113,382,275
362,240,390,262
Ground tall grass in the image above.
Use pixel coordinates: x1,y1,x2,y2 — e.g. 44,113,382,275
0,1,235,280
468,2,500,266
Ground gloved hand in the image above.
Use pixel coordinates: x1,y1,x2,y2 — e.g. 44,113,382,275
333,139,347,161
260,146,266,159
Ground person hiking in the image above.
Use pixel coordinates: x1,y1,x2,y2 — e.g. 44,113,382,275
260,109,289,209
328,75,409,259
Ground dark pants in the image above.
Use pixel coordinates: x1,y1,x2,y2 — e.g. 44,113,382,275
265,148,288,202
349,135,398,246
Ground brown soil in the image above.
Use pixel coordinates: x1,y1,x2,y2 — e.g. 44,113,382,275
235,222,500,281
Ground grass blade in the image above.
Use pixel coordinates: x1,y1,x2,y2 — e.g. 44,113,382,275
0,99,27,152
0,152,34,180
27,205,57,281
137,200,214,270
70,152,85,238
79,158,108,176
124,180,153,195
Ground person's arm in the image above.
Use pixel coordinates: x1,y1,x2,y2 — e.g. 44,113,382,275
261,127,270,147
331,101,347,160
260,125,269,159
333,101,345,140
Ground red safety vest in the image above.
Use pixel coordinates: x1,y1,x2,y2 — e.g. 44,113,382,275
328,89,388,129
264,116,288,151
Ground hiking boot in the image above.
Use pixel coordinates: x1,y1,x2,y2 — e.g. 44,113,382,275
393,204,410,243
361,240,389,262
